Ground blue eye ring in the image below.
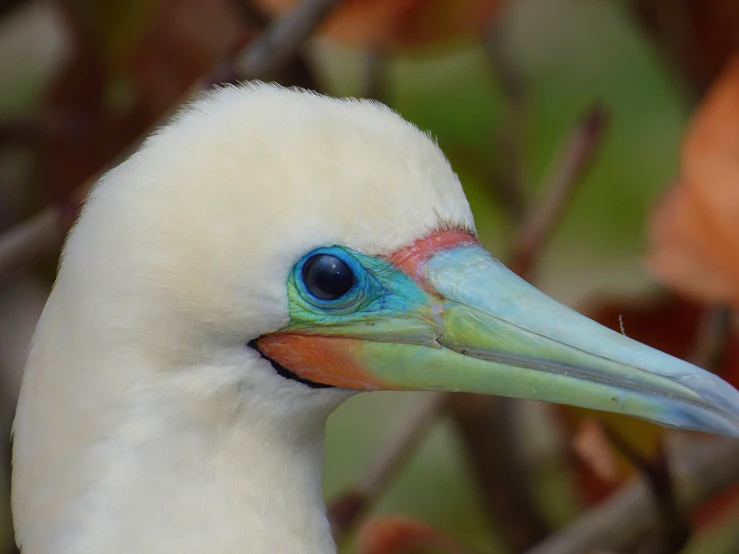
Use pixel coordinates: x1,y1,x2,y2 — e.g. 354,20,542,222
294,247,370,312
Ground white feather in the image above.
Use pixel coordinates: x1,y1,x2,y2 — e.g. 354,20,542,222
12,82,474,553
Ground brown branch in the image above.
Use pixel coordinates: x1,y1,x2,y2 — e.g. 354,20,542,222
447,395,550,551
484,9,528,221
689,306,733,370
602,427,690,553
221,0,324,91
229,0,270,28
509,103,610,277
0,210,64,282
362,50,387,103
328,392,448,540
525,436,739,554
627,0,706,100
51,0,98,52
447,105,611,552
0,0,343,287
0,0,27,20
0,120,37,149
233,0,343,80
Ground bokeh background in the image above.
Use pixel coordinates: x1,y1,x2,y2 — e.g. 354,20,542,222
1,1,739,553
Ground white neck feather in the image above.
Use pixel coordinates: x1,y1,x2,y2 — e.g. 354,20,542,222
12,284,350,554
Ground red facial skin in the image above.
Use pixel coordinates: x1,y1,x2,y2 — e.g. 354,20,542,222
385,228,477,289
256,229,479,389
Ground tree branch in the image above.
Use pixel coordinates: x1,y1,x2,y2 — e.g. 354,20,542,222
525,437,739,554
484,9,528,220
0,120,37,149
602,426,690,553
0,210,63,282
329,392,448,540
689,306,733,370
447,394,550,551
361,49,387,102
626,0,706,100
0,0,343,287
234,0,342,80
509,103,610,277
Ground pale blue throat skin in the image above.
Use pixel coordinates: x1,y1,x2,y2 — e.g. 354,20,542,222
264,244,739,439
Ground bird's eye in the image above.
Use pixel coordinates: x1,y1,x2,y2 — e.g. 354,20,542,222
302,254,355,301
290,247,381,316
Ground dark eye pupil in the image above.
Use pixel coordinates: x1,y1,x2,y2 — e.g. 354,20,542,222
302,255,355,301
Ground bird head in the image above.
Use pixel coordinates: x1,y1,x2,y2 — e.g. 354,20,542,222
57,83,739,437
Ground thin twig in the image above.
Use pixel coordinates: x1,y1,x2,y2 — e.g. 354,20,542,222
0,210,64,282
234,0,343,80
362,50,386,103
359,394,447,496
484,16,526,112
689,306,733,370
627,0,705,100
602,426,690,553
509,103,610,276
229,0,270,27
328,392,448,540
484,9,528,220
0,120,37,149
0,0,344,287
448,394,550,551
51,0,101,54
525,437,739,554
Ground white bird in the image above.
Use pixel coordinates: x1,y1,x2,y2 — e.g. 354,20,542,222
11,83,739,554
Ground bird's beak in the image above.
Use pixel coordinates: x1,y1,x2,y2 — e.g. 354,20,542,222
257,241,739,438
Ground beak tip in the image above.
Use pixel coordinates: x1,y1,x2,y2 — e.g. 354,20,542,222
672,411,739,439
671,372,739,438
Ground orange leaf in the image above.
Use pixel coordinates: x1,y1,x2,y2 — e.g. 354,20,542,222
647,56,739,308
647,185,737,305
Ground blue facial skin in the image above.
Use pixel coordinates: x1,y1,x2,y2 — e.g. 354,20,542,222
285,246,431,332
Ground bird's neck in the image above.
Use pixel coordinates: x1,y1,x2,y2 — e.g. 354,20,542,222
81,396,338,554
12,297,346,554
65,388,338,554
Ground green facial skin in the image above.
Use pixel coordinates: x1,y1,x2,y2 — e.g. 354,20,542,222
284,245,739,438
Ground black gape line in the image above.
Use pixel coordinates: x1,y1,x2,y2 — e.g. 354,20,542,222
247,339,334,389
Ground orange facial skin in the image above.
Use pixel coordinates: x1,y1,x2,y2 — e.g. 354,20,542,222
257,334,391,390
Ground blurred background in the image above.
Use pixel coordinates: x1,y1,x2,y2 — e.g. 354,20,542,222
1,0,739,553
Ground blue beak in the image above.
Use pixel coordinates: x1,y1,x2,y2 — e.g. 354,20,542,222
422,246,739,437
